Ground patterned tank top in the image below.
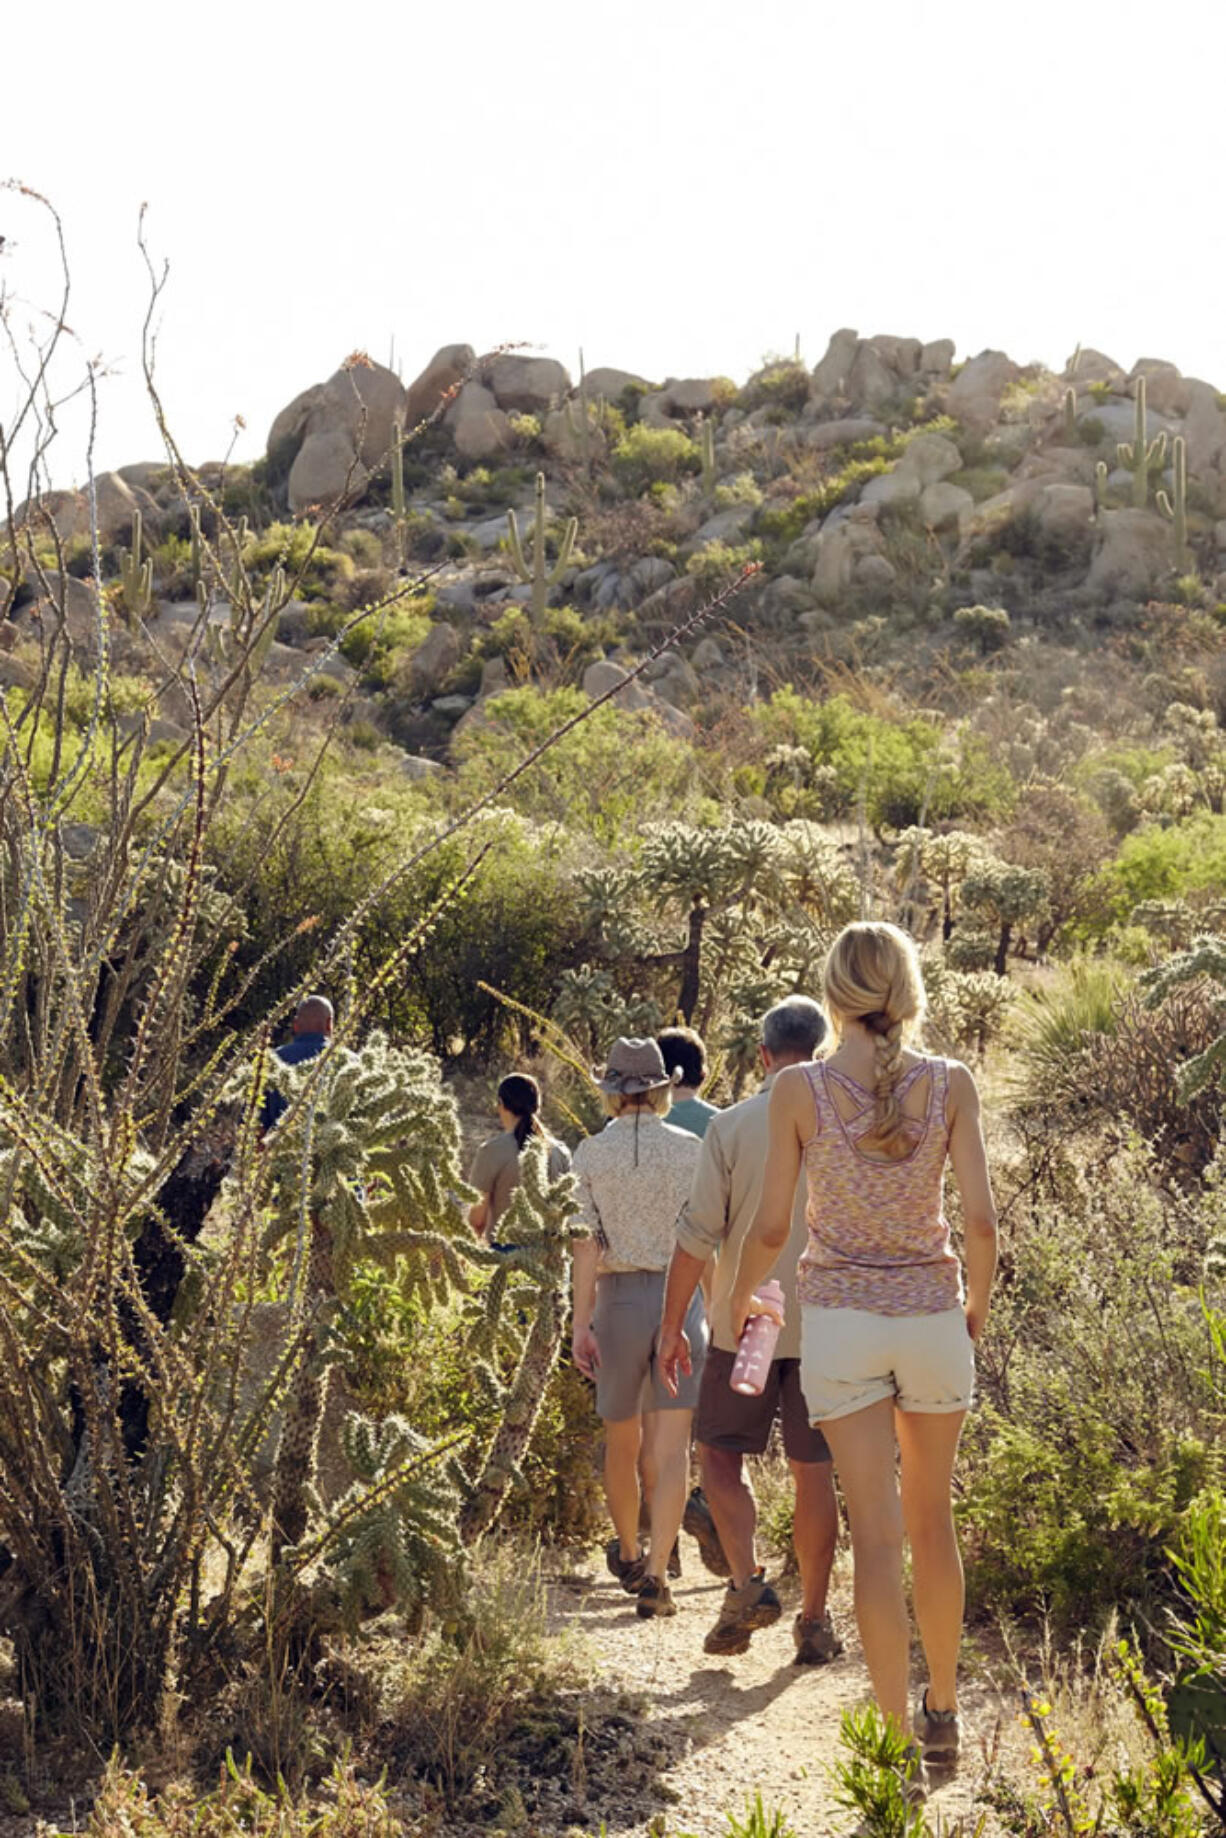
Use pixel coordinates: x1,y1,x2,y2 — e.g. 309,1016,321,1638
796,1056,962,1316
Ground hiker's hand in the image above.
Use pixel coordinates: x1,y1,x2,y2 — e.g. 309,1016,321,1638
730,1288,783,1343
658,1324,691,1397
965,1297,989,1343
572,1324,600,1379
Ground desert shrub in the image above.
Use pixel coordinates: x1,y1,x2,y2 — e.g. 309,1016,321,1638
753,689,1015,828
451,685,703,845
610,424,699,494
339,599,434,684
753,457,890,550
954,602,1011,654
686,539,763,594
740,358,810,416
339,526,384,568
1096,813,1226,925
713,471,764,509
76,1754,404,1838
961,1149,1224,1626
244,520,354,599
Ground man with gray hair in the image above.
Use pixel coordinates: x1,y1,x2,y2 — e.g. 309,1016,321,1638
659,995,843,1663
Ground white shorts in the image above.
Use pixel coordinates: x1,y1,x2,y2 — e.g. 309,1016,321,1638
800,1304,974,1421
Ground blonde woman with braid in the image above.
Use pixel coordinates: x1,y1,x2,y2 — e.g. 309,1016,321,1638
730,922,997,1791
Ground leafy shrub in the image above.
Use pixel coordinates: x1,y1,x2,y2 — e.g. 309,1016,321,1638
954,602,1011,653
753,690,1015,828
610,424,699,494
1097,814,1226,925
753,457,890,550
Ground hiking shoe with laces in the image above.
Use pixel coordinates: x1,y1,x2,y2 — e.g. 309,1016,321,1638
792,1609,844,1666
899,1737,928,1803
604,1537,648,1593
702,1569,782,1655
682,1486,732,1578
635,1575,677,1618
913,1690,961,1764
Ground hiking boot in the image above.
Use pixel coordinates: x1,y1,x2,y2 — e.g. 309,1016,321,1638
682,1486,732,1578
913,1689,960,1764
667,1540,682,1579
899,1738,928,1803
604,1537,648,1594
702,1569,781,1655
792,1610,844,1666
635,1576,677,1618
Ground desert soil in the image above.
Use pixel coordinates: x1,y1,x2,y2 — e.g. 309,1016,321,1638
545,1540,1011,1837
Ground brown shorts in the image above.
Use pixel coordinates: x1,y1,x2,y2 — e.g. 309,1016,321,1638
695,1347,831,1463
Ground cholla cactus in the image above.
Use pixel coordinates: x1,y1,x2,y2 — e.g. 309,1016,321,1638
458,1138,579,1541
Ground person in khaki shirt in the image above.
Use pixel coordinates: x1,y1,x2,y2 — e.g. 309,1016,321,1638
659,996,843,1664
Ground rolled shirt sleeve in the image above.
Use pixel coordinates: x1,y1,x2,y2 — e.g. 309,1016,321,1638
676,1120,730,1262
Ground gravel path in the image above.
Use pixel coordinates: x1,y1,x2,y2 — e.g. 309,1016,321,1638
548,1541,1007,1836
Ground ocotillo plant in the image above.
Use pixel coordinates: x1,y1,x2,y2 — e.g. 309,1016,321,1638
1157,433,1189,571
1118,376,1167,508
117,507,154,619
506,471,578,623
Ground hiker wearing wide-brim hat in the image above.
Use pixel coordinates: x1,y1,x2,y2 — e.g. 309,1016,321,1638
570,1036,709,1622
592,1036,681,1095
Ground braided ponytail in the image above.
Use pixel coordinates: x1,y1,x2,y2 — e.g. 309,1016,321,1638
823,923,926,1158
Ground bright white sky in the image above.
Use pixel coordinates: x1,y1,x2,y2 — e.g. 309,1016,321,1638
4,0,1224,488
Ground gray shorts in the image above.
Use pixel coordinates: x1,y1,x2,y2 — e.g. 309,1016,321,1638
592,1270,708,1422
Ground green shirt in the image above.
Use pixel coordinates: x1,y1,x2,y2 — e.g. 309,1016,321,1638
668,1094,718,1140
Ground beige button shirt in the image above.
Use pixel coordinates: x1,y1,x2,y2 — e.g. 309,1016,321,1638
571,1113,701,1274
675,1071,810,1358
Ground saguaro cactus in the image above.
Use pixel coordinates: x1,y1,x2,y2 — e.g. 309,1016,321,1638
390,414,407,564
506,471,578,623
117,509,154,619
700,417,717,495
1063,387,1078,440
1117,376,1167,509
1094,459,1110,518
563,348,594,470
1157,433,1189,571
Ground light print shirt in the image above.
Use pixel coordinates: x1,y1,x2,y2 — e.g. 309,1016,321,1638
571,1113,702,1274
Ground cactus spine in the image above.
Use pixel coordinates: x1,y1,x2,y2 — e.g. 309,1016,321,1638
189,505,203,598
1117,376,1166,509
506,471,578,623
1157,433,1189,571
117,508,154,620
700,417,716,495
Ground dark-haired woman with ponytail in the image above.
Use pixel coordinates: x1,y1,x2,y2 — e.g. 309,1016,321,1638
468,1074,571,1243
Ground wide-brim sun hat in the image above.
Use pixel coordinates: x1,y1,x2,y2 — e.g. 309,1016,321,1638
593,1036,677,1095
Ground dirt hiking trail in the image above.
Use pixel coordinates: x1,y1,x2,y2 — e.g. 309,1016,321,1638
547,1542,1008,1836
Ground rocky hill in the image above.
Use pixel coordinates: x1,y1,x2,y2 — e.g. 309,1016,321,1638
7,327,1226,775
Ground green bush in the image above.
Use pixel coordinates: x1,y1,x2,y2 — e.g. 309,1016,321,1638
752,689,1015,828
953,603,1011,653
610,424,699,495
1097,814,1226,924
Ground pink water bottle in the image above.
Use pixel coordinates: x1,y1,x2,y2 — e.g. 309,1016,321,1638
730,1280,785,1396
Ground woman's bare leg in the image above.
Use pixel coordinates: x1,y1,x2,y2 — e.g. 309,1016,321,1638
821,1399,909,1731
896,1408,966,1713
641,1408,693,1583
